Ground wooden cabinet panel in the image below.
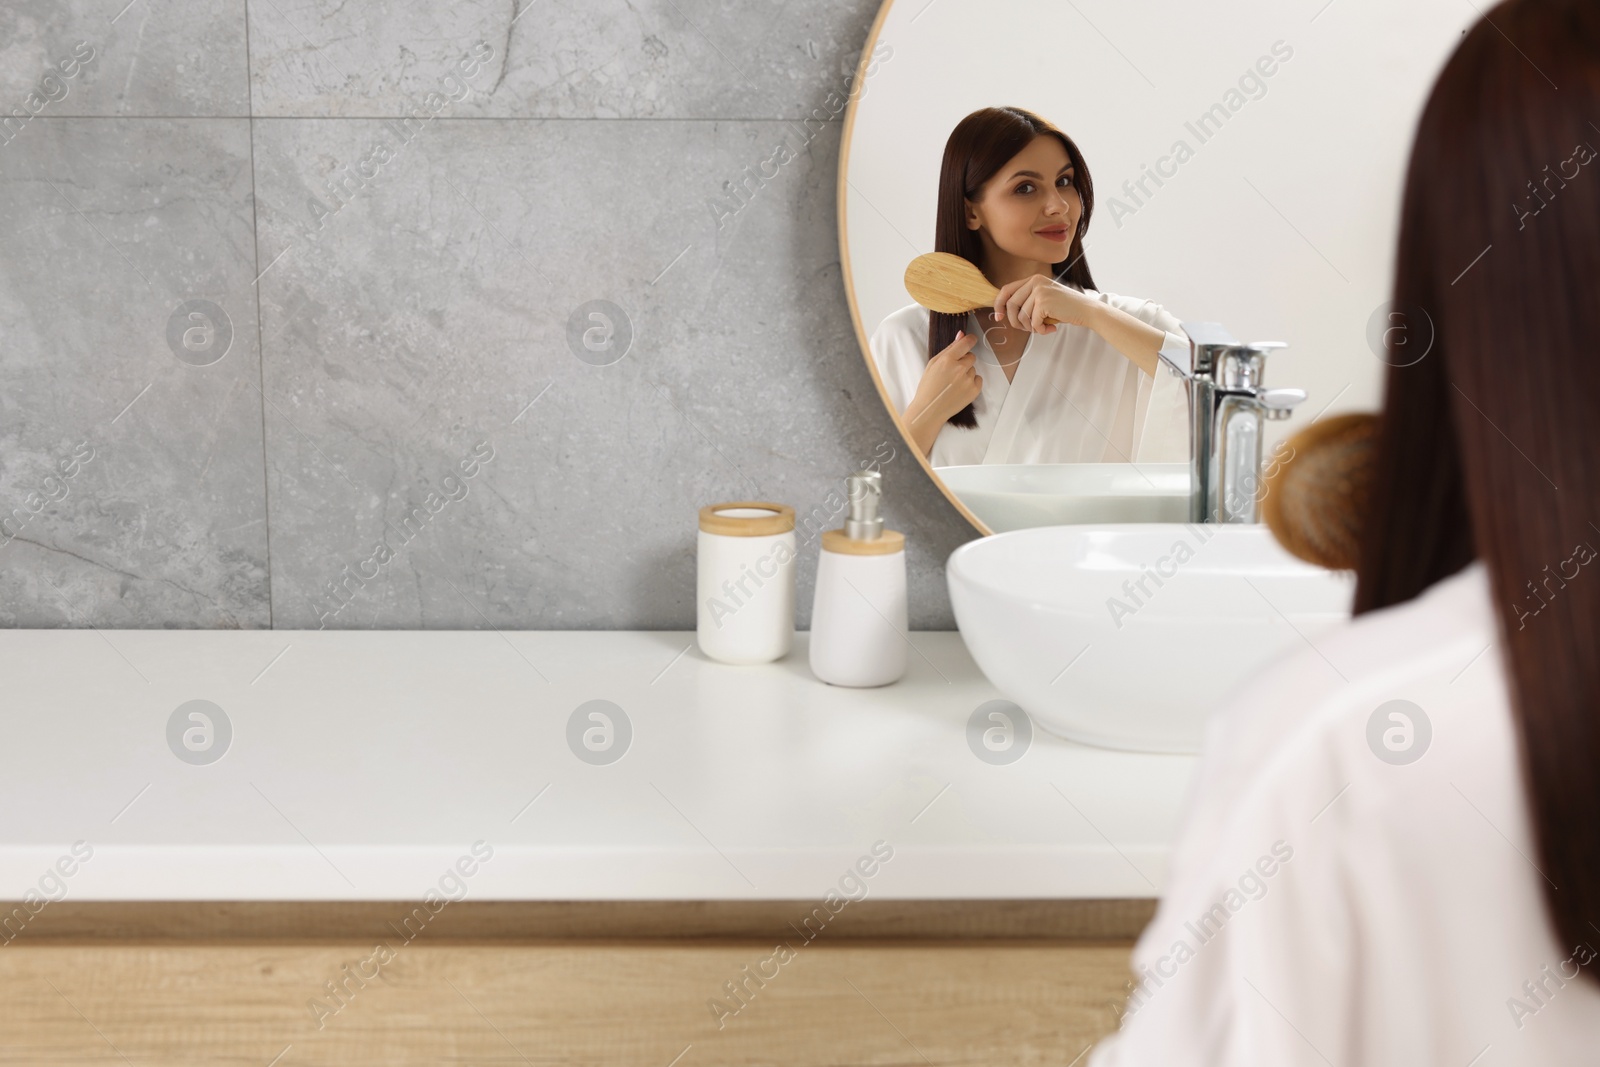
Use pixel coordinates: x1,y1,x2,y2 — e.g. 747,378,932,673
2,940,1135,1065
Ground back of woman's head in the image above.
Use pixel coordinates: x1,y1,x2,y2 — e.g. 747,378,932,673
1357,0,1600,969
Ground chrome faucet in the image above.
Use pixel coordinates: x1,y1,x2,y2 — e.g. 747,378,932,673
1158,322,1307,524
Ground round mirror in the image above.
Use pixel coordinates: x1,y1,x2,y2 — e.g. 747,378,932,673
839,0,1471,534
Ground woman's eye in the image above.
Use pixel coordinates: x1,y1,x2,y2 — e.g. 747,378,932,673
1016,182,1034,195
1059,175,1075,188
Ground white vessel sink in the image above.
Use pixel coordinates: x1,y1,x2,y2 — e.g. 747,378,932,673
935,463,1190,531
947,524,1356,753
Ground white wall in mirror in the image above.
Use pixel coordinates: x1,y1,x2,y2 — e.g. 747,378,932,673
844,0,1481,466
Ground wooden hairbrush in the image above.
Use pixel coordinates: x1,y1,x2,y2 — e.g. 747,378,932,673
1261,412,1379,571
904,252,1063,325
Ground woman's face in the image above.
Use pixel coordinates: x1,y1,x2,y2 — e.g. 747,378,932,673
964,134,1081,266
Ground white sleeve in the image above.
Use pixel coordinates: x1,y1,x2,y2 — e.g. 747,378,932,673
868,309,931,418
1103,294,1190,463
1132,360,1191,463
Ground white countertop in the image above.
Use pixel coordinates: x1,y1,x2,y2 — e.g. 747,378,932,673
0,629,1197,901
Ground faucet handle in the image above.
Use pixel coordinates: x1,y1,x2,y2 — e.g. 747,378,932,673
1174,321,1239,376
1179,322,1239,347
1258,387,1307,420
1174,325,1291,379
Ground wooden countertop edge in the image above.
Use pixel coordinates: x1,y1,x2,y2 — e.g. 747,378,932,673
4,899,1157,942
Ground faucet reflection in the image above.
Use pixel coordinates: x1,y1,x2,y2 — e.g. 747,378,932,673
1161,322,1307,523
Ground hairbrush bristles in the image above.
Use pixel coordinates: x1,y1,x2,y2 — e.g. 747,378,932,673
1261,413,1379,571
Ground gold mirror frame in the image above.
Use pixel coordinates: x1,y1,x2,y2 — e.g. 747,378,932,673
837,0,994,537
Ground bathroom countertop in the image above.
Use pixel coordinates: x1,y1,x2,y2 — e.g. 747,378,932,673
0,629,1197,901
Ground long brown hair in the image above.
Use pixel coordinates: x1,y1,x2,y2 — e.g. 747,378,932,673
931,107,1097,428
1355,0,1600,970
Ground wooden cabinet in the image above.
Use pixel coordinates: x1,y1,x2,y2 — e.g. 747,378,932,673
1,901,1149,1065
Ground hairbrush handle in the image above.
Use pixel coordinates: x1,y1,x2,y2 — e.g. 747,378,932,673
905,252,1063,325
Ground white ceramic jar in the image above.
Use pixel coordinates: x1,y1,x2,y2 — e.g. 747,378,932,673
696,502,796,664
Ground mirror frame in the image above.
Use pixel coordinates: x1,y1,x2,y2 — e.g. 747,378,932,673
837,0,995,537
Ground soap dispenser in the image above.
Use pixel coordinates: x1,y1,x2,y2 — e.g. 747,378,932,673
809,469,907,687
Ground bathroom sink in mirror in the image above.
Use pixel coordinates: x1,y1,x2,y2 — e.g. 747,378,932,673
947,523,1356,753
839,0,1448,534
935,463,1190,532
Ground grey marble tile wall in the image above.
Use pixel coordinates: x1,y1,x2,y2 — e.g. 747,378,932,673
0,0,978,630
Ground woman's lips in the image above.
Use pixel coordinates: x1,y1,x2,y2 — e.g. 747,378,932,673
1036,227,1068,242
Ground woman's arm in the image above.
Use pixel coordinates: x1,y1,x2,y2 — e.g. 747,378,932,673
1081,301,1164,377
993,275,1168,376
902,400,947,458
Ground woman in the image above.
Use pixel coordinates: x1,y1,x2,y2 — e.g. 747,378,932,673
1090,1,1600,1062
869,106,1190,466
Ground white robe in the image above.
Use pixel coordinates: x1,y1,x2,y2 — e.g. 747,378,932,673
868,291,1192,466
1089,558,1600,1065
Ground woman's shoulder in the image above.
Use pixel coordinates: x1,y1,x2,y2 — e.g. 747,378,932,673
1134,561,1507,966
1218,562,1493,747
1102,560,1542,1066
869,304,935,378
1187,560,1503,853
872,301,932,343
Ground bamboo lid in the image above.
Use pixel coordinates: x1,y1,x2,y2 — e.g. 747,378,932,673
698,501,796,537
821,528,905,556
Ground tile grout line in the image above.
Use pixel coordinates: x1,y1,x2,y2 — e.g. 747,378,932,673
242,0,276,629
26,114,853,123
65,14,856,633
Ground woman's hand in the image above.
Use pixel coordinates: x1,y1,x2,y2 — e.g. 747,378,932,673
903,329,981,457
990,274,1101,335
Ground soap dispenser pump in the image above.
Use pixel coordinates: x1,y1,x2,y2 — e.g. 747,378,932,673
809,469,908,687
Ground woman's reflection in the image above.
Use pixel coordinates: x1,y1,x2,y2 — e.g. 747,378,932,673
870,106,1190,466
